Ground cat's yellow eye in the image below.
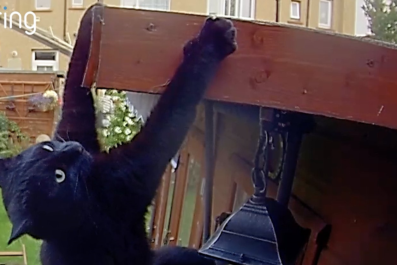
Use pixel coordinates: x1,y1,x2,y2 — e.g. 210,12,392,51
55,169,66,183
42,145,54,152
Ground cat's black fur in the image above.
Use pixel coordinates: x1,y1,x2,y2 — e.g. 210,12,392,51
0,5,236,265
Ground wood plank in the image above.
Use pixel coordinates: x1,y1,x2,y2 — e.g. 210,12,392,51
0,72,57,140
80,4,397,130
0,81,51,85
152,165,172,248
82,4,103,88
0,251,23,256
167,146,189,246
187,135,205,249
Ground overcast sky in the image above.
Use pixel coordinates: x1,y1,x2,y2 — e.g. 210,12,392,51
355,0,371,36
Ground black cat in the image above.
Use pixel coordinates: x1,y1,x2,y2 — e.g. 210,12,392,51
0,11,237,265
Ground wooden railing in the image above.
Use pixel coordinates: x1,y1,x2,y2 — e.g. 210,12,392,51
0,244,28,265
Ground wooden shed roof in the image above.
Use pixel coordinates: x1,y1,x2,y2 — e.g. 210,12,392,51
79,4,397,131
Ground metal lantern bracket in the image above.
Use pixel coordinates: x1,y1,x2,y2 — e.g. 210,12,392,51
260,109,315,206
199,108,313,265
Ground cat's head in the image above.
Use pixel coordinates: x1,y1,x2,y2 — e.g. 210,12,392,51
0,140,93,244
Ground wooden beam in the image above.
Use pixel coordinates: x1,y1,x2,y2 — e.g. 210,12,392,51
0,251,24,256
79,4,397,130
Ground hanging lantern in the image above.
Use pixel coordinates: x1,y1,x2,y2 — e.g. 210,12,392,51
199,110,310,265
199,197,310,264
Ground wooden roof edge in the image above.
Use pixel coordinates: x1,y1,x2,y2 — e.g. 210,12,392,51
251,21,397,51
76,5,397,131
99,4,397,51
115,89,395,132
81,3,104,88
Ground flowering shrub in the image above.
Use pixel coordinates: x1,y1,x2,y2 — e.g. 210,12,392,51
0,113,29,158
98,90,142,151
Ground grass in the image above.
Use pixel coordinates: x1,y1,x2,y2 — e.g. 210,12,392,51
177,159,201,247
0,192,42,265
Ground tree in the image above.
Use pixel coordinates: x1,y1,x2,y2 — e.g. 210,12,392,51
98,90,143,151
363,0,397,43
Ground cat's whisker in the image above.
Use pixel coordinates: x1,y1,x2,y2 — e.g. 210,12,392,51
73,175,80,198
55,133,66,143
81,177,93,208
66,130,70,141
15,157,38,164
81,176,99,230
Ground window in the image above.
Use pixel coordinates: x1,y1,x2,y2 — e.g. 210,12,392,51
290,1,300,20
121,0,135,7
208,0,255,19
223,0,237,16
318,0,332,29
240,0,254,19
139,0,170,10
32,50,59,72
72,0,83,7
120,0,170,11
208,0,220,15
35,0,51,10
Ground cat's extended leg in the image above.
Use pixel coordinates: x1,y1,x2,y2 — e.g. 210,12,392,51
53,5,100,154
95,17,236,202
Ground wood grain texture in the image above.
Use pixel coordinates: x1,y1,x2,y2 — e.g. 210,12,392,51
81,5,397,130
210,114,397,264
82,3,103,88
0,73,56,142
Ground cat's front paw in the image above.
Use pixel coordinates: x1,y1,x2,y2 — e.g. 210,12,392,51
199,17,237,59
184,17,237,60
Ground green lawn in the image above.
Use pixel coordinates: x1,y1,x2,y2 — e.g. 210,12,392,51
177,158,201,247
0,192,42,265
178,187,198,246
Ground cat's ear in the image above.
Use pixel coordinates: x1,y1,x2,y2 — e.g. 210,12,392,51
8,219,31,245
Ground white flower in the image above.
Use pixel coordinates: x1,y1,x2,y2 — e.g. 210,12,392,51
43,90,59,101
126,135,133,141
125,117,133,125
102,129,109,137
102,119,110,127
114,127,122,134
124,128,132,135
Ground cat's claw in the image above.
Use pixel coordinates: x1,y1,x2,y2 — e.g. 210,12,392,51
183,17,237,60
